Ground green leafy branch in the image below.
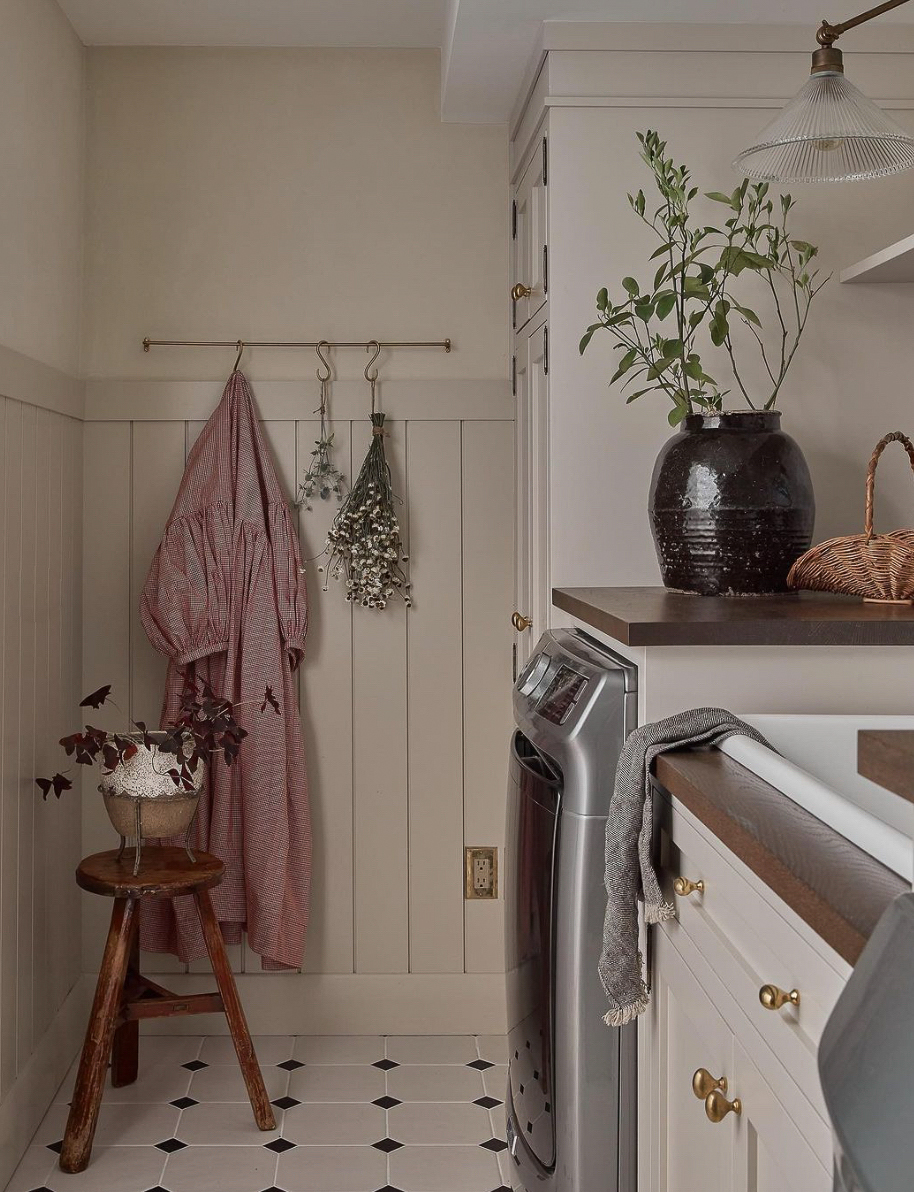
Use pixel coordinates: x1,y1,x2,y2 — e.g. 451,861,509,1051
580,130,828,425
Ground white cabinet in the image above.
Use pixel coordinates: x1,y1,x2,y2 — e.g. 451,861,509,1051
512,133,547,333
513,310,549,668
647,925,831,1192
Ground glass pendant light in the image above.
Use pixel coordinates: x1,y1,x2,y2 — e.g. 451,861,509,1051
735,0,914,183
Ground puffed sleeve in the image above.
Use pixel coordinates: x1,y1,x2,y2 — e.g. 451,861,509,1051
140,506,232,666
268,503,308,670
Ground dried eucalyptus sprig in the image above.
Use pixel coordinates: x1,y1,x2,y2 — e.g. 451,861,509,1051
295,374,345,510
325,412,410,610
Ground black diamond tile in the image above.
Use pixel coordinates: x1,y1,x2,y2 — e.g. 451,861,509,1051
155,1137,187,1153
480,1138,508,1152
143,1187,171,1192
264,1137,297,1153
46,1141,63,1154
259,1187,287,1191
491,1187,512,1191
526,1122,533,1133
373,1058,398,1070
374,1186,406,1191
182,1059,208,1071
28,1187,53,1191
474,1095,502,1109
533,1070,540,1081
467,1059,494,1070
277,1059,305,1071
373,1095,402,1109
271,1095,301,1110
170,1096,198,1109
372,1137,404,1153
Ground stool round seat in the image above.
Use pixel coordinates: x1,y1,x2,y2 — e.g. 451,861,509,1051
77,847,225,899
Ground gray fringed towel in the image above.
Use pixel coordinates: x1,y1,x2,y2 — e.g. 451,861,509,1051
599,708,769,1027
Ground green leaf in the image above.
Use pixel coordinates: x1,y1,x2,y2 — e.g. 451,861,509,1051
682,275,709,299
655,292,677,320
668,404,688,426
624,388,654,404
646,358,674,380
606,311,633,327
579,324,601,354
634,302,654,322
705,191,733,205
659,337,683,360
649,242,672,260
610,348,639,384
730,300,761,327
596,287,609,312
622,277,640,297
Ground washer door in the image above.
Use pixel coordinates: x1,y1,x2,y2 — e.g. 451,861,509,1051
505,730,561,1170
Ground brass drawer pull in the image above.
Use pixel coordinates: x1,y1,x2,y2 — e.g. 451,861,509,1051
759,983,800,1012
512,611,533,632
674,876,704,898
692,1068,727,1100
512,283,533,301
705,1088,742,1123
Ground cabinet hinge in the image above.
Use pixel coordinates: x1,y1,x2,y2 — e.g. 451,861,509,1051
543,325,549,376
543,244,548,295
512,354,517,397
542,136,548,186
512,199,517,240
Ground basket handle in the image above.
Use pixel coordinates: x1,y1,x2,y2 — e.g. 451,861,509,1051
865,431,914,539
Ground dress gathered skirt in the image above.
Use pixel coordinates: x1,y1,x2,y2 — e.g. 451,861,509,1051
139,371,311,971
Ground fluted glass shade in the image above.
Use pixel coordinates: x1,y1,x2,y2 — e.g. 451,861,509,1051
735,71,914,183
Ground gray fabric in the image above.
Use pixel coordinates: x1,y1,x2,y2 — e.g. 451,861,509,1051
599,707,769,1027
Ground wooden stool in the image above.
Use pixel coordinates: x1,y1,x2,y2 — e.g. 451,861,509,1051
61,847,275,1174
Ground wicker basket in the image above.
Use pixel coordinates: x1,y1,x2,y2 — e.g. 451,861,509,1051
787,431,914,605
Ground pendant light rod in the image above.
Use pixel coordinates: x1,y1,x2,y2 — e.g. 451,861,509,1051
817,0,912,45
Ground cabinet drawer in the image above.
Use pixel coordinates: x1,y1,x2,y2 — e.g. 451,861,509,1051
658,794,848,1125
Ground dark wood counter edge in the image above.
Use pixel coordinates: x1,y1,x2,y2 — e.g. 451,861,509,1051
858,730,914,805
653,750,907,966
553,586,914,647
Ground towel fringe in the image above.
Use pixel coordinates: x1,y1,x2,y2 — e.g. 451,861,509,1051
603,992,650,1027
644,898,676,925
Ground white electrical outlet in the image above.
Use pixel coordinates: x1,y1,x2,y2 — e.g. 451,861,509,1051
465,847,498,899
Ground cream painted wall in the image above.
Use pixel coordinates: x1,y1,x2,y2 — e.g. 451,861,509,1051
78,46,512,1033
82,46,508,382
0,0,85,376
0,4,86,1185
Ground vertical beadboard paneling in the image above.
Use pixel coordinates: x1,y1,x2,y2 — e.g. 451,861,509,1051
0,398,17,1097
352,417,410,974
462,420,514,973
406,421,465,974
81,422,133,969
297,419,355,975
16,403,37,1068
130,422,186,726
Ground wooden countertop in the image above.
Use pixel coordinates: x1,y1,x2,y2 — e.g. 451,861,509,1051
553,585,914,647
858,730,914,804
654,750,907,965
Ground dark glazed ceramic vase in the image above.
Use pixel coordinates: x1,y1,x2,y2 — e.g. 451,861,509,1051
648,411,815,596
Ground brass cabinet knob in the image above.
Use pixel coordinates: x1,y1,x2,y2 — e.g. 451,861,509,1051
705,1088,742,1123
674,876,705,898
512,612,533,632
512,283,533,301
692,1068,727,1100
759,983,800,1012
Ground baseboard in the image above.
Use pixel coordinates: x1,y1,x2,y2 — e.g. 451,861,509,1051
109,972,508,1037
0,978,91,1189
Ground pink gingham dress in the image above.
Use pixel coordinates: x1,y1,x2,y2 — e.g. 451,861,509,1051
140,371,311,971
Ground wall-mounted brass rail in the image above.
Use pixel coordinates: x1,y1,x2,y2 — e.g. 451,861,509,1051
142,337,452,353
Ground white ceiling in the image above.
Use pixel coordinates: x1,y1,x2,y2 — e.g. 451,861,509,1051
56,0,448,48
57,0,914,122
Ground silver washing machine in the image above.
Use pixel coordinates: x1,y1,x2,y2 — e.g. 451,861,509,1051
505,628,638,1192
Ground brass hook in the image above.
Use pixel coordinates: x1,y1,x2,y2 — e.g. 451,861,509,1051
364,340,381,383
315,340,332,383
232,340,245,373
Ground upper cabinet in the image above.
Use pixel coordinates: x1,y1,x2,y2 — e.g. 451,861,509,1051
512,133,548,334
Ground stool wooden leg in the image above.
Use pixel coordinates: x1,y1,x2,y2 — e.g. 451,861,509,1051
194,889,276,1131
110,898,140,1087
61,897,137,1173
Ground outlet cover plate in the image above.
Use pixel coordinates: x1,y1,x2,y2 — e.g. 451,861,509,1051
465,846,498,900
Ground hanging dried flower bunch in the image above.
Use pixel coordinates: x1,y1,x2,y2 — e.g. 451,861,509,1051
325,411,410,609
295,344,345,511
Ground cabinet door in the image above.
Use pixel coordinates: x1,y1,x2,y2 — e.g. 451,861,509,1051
731,1040,831,1192
512,136,547,333
513,314,548,668
651,926,735,1192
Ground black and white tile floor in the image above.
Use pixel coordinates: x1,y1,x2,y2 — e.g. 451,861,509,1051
5,1035,512,1192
